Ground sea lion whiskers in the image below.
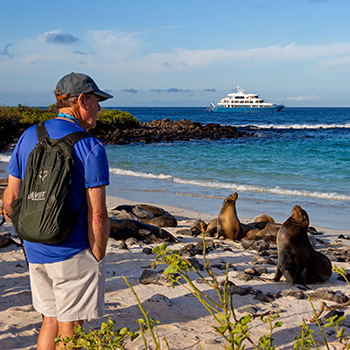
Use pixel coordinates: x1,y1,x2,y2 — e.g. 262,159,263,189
282,221,302,239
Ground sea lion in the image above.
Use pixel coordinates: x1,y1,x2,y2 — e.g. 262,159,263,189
0,178,8,209
112,205,154,220
205,218,218,237
252,214,275,223
190,219,208,236
141,215,177,228
273,205,332,285
0,234,22,248
137,204,169,217
217,193,243,240
245,222,282,244
110,204,177,228
109,218,177,243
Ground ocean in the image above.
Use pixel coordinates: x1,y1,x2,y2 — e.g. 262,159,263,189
1,107,349,230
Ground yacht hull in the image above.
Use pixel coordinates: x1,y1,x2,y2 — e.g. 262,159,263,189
212,104,284,112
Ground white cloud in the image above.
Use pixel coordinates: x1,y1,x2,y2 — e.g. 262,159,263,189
2,29,350,75
287,96,320,101
104,41,350,73
89,30,143,58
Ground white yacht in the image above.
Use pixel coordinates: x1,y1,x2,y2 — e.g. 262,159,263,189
209,86,284,112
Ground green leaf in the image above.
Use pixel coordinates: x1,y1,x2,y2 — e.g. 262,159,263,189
119,327,129,335
164,265,177,275
336,315,346,326
336,328,344,338
159,243,168,250
152,246,160,254
217,325,228,334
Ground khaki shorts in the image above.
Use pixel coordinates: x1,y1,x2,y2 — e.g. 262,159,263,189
29,249,105,322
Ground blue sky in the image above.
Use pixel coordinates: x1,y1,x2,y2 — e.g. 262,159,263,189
1,0,350,107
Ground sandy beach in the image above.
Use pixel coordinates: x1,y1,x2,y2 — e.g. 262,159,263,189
1,193,350,350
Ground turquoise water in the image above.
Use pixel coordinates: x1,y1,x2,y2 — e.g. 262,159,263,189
1,107,349,230
105,107,350,230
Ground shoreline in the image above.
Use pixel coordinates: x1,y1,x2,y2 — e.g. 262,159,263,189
106,194,348,240
1,158,348,234
1,194,350,349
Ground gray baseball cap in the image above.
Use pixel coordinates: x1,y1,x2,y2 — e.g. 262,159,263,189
56,72,113,101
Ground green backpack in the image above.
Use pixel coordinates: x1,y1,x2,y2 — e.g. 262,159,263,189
11,122,88,243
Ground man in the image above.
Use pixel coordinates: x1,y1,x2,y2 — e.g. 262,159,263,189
3,72,112,349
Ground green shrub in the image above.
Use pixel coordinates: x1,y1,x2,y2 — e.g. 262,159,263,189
0,106,138,129
0,105,56,126
98,109,139,128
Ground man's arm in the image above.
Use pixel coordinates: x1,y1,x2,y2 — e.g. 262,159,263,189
3,175,22,221
86,185,109,262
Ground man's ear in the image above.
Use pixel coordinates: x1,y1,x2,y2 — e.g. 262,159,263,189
77,94,85,108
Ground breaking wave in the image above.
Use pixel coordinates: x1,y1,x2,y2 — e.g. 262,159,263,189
109,167,350,202
239,123,350,130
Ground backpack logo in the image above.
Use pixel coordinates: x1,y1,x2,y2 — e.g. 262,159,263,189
38,170,49,181
27,191,47,201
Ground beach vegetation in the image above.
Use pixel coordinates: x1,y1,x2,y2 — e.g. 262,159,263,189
55,240,350,349
55,317,139,349
0,105,138,128
0,105,57,126
152,239,283,350
97,109,139,129
0,104,56,126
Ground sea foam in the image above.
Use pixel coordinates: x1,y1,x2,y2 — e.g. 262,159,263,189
109,167,350,202
239,123,350,130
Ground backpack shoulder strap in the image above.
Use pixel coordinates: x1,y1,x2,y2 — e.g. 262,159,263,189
36,122,49,143
63,131,89,147
36,122,88,146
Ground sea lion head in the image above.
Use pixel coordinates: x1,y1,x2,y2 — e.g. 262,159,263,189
223,192,238,204
291,205,309,225
284,205,309,236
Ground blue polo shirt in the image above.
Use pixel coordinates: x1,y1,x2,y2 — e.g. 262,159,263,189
7,118,110,264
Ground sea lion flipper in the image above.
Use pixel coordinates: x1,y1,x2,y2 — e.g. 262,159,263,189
295,283,309,291
273,267,282,282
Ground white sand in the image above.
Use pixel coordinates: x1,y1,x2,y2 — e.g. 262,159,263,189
1,195,350,350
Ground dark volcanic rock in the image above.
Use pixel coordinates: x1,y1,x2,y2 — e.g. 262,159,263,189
241,239,270,252
187,257,204,271
89,118,251,145
0,118,252,151
310,288,349,304
278,289,305,299
139,270,170,286
253,294,275,303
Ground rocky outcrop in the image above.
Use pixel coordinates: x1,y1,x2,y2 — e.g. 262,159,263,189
89,118,251,144
0,118,251,151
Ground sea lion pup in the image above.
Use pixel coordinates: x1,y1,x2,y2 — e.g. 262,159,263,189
252,214,275,223
217,192,243,240
190,219,208,236
273,205,332,285
205,218,218,237
245,222,282,244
